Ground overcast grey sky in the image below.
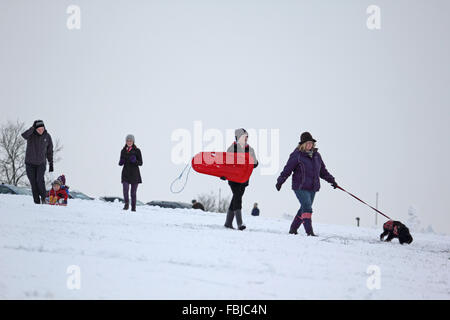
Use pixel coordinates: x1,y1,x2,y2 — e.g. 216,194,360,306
1,0,449,234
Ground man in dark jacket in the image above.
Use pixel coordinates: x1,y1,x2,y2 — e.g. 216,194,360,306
21,120,54,204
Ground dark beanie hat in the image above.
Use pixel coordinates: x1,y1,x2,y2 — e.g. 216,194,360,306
299,132,317,145
34,120,45,129
58,175,66,185
235,128,248,141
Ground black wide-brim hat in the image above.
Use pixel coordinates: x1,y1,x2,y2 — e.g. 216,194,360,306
299,132,317,145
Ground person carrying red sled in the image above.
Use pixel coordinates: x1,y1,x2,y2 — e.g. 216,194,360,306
223,128,258,231
276,132,338,236
48,179,68,206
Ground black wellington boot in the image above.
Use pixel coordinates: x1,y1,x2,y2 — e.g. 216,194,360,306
235,210,246,231
224,209,235,229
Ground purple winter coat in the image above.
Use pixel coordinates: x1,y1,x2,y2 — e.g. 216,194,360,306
277,148,335,192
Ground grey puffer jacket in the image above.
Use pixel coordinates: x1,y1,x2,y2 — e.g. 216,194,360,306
21,127,54,166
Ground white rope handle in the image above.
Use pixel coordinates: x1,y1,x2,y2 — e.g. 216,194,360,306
170,162,192,194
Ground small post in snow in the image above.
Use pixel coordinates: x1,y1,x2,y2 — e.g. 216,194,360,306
356,217,360,227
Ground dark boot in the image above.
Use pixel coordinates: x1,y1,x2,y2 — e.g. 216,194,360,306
235,209,246,230
131,205,136,212
289,215,303,234
303,218,316,236
123,203,129,210
224,208,234,229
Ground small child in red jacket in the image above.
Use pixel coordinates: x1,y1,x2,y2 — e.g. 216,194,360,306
48,179,68,206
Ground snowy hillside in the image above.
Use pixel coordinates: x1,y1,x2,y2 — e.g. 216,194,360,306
0,194,449,299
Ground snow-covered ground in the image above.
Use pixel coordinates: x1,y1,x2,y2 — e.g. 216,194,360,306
0,194,449,300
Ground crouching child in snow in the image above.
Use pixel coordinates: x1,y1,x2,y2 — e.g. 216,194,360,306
48,179,68,206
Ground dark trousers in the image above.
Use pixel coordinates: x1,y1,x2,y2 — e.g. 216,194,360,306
26,163,47,204
228,182,247,211
123,183,138,207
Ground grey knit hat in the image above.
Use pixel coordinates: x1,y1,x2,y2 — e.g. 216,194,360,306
235,128,248,141
125,134,135,143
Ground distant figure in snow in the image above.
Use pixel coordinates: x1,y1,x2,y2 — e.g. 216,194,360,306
21,120,54,204
192,199,205,211
119,134,143,212
48,179,68,206
276,132,338,236
251,203,260,216
223,128,258,231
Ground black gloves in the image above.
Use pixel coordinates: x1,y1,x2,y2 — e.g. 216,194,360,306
49,163,54,172
276,183,282,191
220,176,226,181
331,181,338,189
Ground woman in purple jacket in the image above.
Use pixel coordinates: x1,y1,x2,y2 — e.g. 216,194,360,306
276,132,338,236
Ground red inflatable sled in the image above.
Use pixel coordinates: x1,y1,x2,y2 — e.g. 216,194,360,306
191,152,255,183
